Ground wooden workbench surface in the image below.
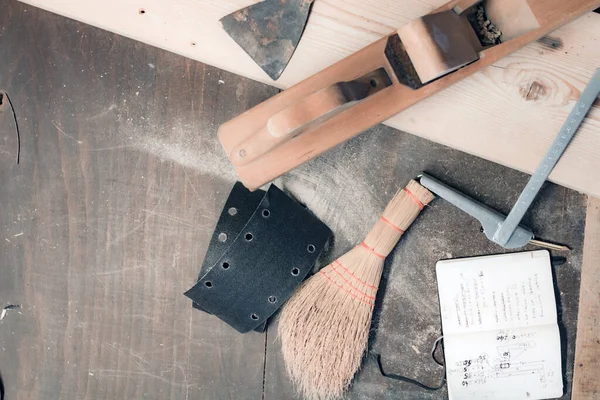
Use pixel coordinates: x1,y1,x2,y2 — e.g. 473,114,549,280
0,1,592,399
16,0,600,198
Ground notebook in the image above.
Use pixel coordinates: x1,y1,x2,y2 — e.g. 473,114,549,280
436,250,563,400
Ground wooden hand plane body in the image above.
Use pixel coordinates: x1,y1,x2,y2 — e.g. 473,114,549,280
219,0,600,190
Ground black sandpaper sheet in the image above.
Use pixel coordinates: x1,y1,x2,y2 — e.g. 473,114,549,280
192,182,265,313
186,183,331,333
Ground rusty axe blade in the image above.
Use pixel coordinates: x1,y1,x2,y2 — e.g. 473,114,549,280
220,0,315,81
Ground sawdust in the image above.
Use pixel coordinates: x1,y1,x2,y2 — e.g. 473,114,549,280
106,93,391,250
467,4,502,46
134,134,235,181
276,146,390,255
112,119,238,183
280,171,377,248
95,110,384,261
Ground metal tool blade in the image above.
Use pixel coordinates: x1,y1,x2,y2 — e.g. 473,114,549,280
220,0,315,81
419,173,534,248
494,68,600,246
419,69,599,250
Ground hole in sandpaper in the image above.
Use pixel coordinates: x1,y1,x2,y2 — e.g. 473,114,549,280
291,268,300,276
251,313,259,320
228,207,238,216
268,296,277,304
204,281,213,288
218,232,227,242
262,209,270,218
307,244,316,253
245,232,253,241
222,261,230,269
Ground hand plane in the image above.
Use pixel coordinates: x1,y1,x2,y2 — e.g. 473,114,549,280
218,0,600,191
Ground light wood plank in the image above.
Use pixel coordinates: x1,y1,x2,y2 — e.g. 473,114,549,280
17,0,600,197
217,0,599,191
573,197,600,400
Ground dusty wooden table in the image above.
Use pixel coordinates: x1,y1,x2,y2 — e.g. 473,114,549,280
0,1,595,399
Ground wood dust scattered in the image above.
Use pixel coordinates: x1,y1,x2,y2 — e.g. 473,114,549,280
123,120,238,183
277,143,388,259
468,4,502,46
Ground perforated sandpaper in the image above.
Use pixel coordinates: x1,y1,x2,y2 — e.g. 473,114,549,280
185,182,331,333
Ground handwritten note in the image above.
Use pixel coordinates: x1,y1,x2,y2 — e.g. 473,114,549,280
436,251,562,400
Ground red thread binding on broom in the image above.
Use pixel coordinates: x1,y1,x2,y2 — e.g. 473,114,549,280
404,188,425,210
361,242,385,259
380,216,404,234
320,270,374,306
330,263,377,298
334,260,378,290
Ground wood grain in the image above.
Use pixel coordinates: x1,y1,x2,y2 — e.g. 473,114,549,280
16,0,600,197
573,197,600,400
218,0,600,191
0,1,278,399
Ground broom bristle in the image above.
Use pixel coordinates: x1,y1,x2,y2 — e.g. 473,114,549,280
279,180,434,400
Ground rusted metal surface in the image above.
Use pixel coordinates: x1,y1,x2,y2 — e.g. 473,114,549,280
220,0,315,81
384,34,423,90
336,67,392,101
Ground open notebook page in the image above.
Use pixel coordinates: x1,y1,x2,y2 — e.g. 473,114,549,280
436,250,562,400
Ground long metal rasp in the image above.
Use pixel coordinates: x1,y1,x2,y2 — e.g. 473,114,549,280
494,68,600,246
420,68,600,249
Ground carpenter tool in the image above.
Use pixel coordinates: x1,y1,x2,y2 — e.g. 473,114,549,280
220,0,315,81
418,67,600,250
218,0,600,191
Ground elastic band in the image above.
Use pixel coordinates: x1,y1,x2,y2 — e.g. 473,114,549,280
334,260,378,290
361,242,385,259
329,265,376,300
404,188,424,210
320,270,374,306
380,216,404,234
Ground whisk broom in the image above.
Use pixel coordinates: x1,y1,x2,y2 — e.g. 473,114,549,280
278,179,434,400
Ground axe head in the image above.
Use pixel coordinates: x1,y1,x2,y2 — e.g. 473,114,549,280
220,0,315,81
